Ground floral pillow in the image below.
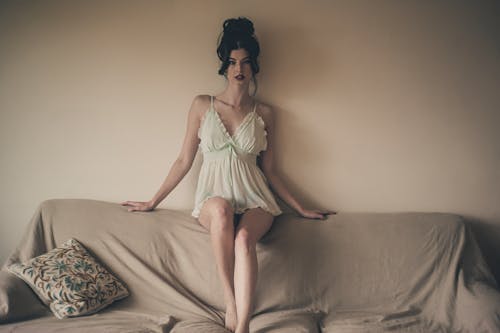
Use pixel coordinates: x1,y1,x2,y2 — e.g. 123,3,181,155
7,238,129,319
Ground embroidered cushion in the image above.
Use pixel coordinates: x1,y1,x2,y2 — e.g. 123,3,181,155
7,238,129,319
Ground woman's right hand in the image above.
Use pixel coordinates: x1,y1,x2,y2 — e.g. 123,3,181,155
121,200,155,212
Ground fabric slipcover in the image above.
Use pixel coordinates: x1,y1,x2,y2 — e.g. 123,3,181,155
1,198,499,332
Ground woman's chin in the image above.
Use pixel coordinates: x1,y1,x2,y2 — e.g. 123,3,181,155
231,80,248,86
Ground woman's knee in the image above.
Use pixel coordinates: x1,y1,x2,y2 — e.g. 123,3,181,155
204,197,234,231
234,228,254,254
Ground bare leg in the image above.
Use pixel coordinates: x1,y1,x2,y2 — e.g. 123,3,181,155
198,197,238,332
233,208,274,333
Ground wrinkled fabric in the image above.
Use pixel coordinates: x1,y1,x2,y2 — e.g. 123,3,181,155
192,95,282,218
0,309,175,333
1,198,499,332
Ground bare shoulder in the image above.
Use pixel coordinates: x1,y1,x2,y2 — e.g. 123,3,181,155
192,94,211,112
255,101,276,127
189,94,212,120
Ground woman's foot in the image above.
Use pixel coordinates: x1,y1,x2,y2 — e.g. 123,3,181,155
234,321,250,333
225,303,237,332
235,322,250,333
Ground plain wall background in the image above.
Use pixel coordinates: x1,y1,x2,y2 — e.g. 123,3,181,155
1,1,499,282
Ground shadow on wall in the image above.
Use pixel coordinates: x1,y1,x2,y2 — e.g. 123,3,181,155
258,102,336,214
463,216,500,286
255,21,340,213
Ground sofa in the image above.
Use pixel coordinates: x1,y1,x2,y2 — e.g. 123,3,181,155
1,198,499,332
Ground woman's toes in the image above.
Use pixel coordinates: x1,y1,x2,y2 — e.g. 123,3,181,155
225,305,237,332
235,326,249,333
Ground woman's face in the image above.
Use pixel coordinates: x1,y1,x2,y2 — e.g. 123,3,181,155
226,48,253,85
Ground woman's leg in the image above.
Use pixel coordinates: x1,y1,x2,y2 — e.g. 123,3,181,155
198,197,238,332
233,208,274,333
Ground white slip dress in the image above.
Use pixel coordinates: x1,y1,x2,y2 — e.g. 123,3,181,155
191,95,283,218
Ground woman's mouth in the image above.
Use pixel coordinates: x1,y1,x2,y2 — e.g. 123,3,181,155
235,74,245,81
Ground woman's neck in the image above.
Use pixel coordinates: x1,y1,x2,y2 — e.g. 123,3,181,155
218,84,253,109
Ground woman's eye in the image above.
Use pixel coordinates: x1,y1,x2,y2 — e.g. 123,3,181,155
229,60,250,65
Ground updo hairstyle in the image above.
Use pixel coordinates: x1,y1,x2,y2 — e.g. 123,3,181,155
216,17,261,95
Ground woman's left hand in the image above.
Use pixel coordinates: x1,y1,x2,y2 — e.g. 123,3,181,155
299,208,337,220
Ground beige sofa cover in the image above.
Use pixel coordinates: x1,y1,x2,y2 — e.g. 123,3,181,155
1,198,499,332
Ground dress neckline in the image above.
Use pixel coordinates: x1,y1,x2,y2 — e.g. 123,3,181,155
211,95,256,141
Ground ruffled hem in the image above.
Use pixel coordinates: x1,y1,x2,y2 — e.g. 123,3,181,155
191,194,227,219
234,205,283,217
192,195,283,219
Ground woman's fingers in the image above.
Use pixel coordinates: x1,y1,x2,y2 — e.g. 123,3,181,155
309,211,326,219
301,209,331,219
307,209,337,220
121,201,141,207
123,201,153,212
127,205,143,212
315,209,337,215
122,201,144,212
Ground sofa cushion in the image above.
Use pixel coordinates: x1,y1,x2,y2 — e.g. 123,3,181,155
320,307,439,333
170,318,228,333
170,309,323,333
0,309,175,333
6,238,129,319
250,308,323,332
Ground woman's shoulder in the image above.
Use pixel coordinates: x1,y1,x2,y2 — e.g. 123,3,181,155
255,100,273,113
189,94,212,116
254,100,275,125
192,94,212,107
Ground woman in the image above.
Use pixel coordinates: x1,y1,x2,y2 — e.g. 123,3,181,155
122,17,336,333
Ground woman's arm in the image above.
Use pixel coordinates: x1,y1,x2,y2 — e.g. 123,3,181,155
258,105,336,219
122,95,206,212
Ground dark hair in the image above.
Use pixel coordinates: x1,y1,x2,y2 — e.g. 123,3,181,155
216,17,260,95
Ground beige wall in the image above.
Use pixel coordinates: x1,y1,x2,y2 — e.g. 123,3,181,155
1,1,499,281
